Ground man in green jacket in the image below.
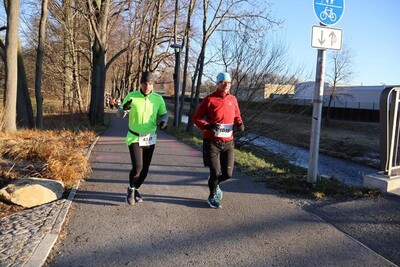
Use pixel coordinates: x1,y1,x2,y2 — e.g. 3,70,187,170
117,71,168,205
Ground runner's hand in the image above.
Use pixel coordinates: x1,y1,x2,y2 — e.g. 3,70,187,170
204,124,218,131
236,123,244,132
159,121,167,130
123,99,132,110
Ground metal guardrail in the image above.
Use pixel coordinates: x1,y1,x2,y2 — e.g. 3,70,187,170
380,87,400,174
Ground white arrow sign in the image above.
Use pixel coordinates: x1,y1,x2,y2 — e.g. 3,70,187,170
311,25,343,50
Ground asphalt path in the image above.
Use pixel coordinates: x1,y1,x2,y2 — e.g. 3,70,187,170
45,112,397,267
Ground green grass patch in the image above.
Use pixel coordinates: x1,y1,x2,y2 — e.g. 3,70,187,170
165,122,203,148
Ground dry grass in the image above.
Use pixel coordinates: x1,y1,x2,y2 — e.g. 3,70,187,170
0,129,96,188
0,111,99,217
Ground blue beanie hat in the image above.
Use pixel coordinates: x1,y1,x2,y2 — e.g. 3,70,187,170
216,72,231,84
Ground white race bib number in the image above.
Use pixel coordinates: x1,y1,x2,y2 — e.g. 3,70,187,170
214,124,233,138
139,132,156,146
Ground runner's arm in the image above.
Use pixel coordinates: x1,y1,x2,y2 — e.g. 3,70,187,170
160,113,168,123
117,108,128,119
192,99,210,130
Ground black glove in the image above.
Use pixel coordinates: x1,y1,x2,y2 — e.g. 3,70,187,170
204,124,218,131
159,121,167,130
236,123,244,132
123,99,132,110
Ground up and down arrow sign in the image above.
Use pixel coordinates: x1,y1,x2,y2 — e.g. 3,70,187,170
311,25,343,50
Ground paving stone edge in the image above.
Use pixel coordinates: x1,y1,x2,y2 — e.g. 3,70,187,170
24,136,100,267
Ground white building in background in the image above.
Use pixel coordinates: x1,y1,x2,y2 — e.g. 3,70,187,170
233,81,400,110
294,82,399,110
294,81,328,99
235,83,295,102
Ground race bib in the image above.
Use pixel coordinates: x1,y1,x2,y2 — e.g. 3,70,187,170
139,132,156,146
214,124,233,138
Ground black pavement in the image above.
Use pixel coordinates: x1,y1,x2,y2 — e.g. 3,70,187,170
44,112,399,267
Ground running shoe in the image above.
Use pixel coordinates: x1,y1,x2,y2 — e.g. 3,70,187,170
135,189,143,202
207,196,221,209
215,185,223,200
126,187,135,205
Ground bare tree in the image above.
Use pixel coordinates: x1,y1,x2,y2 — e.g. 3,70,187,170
86,0,110,125
185,0,279,133
1,0,289,132
324,45,355,126
86,0,173,125
61,0,75,112
1,1,34,130
178,0,196,127
3,0,19,132
47,0,89,113
215,23,306,145
34,0,49,129
16,43,35,128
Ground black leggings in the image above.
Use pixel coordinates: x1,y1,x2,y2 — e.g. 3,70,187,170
128,143,155,189
203,139,235,197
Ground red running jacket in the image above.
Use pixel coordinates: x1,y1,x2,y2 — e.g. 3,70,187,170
192,90,243,142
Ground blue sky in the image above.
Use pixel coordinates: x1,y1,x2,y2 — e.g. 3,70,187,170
269,0,400,86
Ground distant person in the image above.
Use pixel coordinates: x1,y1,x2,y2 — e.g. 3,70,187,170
105,94,110,108
117,71,168,205
109,97,115,110
115,98,121,108
192,72,244,208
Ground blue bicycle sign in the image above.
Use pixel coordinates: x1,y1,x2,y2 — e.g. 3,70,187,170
320,7,337,22
313,0,345,26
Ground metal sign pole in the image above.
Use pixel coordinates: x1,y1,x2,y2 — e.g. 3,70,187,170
307,48,326,184
173,50,181,128
308,0,344,184
171,44,182,128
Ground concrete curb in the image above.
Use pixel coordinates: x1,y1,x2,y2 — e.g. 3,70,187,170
24,136,100,267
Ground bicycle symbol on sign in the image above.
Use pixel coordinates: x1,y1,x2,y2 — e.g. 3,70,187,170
320,7,337,22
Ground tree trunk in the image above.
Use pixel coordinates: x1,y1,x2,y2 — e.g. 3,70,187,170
35,0,49,129
88,40,106,125
0,38,34,129
72,49,84,112
3,0,20,132
186,49,201,133
178,0,196,127
63,0,74,112
187,48,205,133
16,44,34,129
87,0,109,126
69,1,84,113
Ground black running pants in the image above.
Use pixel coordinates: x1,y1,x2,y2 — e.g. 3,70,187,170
128,143,155,189
203,139,235,197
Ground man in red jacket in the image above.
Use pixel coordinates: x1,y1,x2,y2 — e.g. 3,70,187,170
192,72,244,208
